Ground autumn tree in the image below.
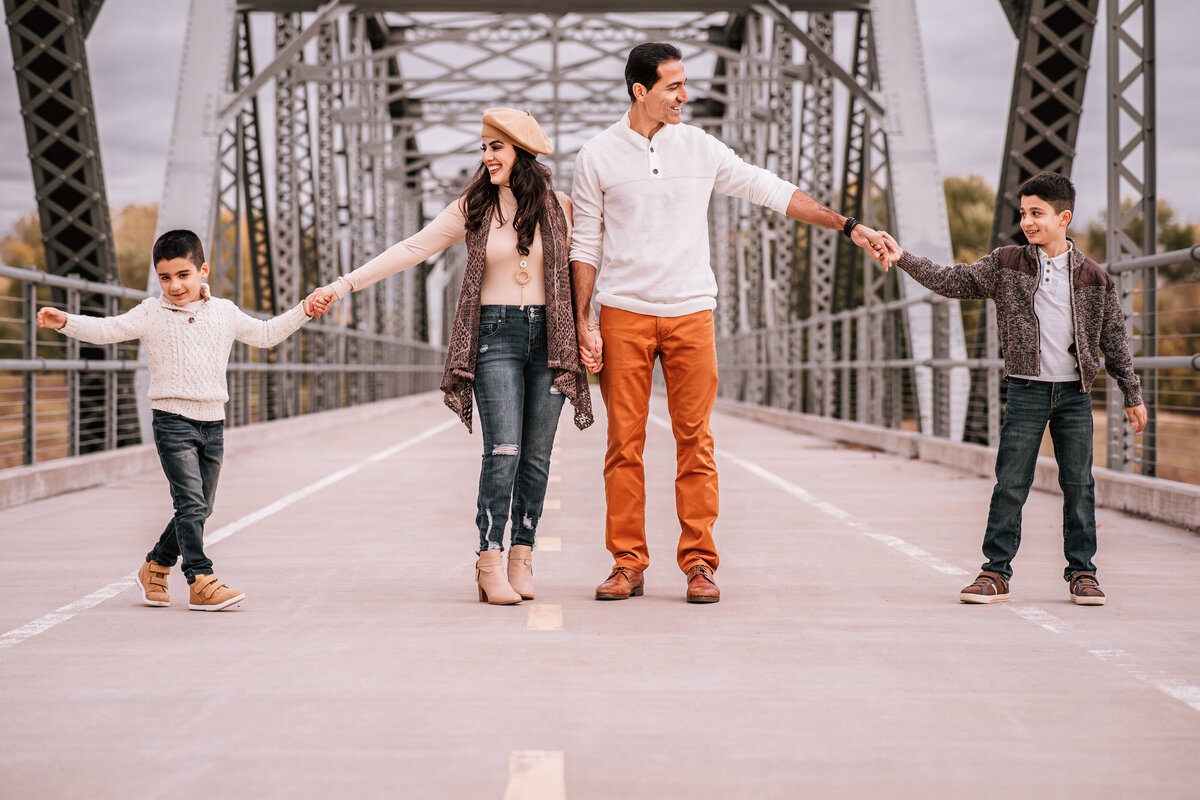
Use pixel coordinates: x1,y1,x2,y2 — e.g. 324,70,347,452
943,174,994,264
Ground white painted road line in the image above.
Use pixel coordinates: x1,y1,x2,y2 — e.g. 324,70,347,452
543,498,562,510
502,750,566,800
527,604,563,631
0,418,458,652
654,413,1200,715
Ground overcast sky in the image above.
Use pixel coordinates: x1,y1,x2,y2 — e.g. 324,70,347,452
1,0,1197,249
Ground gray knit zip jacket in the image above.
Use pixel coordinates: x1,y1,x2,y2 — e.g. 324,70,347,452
896,241,1142,408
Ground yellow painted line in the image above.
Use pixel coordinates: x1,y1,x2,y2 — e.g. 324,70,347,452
527,604,562,631
544,498,561,510
538,537,562,551
548,474,562,483
503,750,566,800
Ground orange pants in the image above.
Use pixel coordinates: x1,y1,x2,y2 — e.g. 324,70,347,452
598,306,719,574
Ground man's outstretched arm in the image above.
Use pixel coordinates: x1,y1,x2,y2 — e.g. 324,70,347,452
784,188,893,268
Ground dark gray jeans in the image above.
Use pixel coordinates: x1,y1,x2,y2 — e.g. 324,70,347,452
472,305,566,553
982,378,1097,581
148,410,223,582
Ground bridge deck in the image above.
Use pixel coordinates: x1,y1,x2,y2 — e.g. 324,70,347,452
1,393,1197,798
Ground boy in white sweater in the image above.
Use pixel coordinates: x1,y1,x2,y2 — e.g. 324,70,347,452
38,229,321,611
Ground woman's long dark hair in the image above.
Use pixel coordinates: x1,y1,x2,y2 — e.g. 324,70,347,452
462,146,552,256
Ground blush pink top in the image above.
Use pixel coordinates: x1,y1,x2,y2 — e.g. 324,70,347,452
330,186,572,307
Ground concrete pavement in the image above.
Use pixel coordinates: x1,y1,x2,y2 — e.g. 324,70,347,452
1,391,1197,798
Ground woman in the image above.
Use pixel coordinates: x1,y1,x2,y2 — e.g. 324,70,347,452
311,108,592,605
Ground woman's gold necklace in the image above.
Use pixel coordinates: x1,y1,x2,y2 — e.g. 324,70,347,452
515,257,531,309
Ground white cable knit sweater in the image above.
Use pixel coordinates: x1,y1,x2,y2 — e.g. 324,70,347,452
59,286,311,421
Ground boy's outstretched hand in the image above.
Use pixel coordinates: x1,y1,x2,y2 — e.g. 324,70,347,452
850,224,894,270
303,287,337,318
877,232,905,270
37,307,67,329
1126,403,1148,434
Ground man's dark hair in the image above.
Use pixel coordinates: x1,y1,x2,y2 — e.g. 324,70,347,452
152,229,206,268
625,42,683,102
1018,171,1075,216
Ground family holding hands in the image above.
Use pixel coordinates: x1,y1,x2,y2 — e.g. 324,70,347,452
38,42,1143,613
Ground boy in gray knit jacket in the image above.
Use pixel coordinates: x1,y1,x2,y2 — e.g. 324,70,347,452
881,172,1147,606
38,230,321,611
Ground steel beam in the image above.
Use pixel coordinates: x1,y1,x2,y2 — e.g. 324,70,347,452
1105,0,1155,474
990,0,1099,249
5,0,118,283
870,0,968,439
801,11,836,416
5,0,128,452
241,1,870,12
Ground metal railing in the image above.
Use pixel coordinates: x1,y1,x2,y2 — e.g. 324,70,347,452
717,247,1200,485
0,265,446,470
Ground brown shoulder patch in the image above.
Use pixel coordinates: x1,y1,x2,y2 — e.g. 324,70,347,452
1073,255,1114,289
994,245,1035,277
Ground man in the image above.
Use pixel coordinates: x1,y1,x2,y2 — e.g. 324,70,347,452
570,42,892,604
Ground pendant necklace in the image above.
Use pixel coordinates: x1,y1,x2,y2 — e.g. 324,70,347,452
515,257,531,310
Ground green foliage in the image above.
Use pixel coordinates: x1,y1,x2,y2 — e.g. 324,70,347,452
114,203,159,292
0,212,46,270
943,174,995,264
1078,198,1199,282
0,204,160,358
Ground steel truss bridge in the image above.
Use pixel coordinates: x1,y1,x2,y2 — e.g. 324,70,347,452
4,0,1198,486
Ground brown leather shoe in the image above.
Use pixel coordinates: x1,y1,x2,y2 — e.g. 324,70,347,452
1069,572,1106,605
685,563,720,604
959,571,1010,604
595,566,644,600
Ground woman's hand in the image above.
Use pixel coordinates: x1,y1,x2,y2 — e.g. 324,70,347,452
304,286,337,317
577,321,603,374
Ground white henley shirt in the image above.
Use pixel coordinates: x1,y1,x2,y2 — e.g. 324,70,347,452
569,112,798,317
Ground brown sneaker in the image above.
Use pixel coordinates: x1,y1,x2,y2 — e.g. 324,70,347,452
959,571,1010,603
188,574,245,612
135,560,171,607
595,566,644,600
685,563,720,604
1069,573,1106,605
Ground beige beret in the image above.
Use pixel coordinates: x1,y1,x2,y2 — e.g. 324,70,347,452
481,107,553,156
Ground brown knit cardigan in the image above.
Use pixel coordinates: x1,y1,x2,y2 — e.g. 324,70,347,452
440,188,594,431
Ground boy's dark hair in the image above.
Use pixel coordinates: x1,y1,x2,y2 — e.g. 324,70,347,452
625,42,683,102
1018,171,1075,216
152,229,206,268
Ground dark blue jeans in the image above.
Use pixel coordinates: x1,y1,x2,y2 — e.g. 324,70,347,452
982,378,1097,581
147,410,222,582
472,305,566,553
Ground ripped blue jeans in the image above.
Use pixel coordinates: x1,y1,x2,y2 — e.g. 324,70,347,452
472,305,566,553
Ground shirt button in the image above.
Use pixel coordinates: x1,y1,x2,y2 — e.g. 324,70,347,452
650,147,655,153
188,318,195,323
652,169,659,174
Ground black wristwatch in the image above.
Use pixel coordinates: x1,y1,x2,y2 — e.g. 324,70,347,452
842,217,860,239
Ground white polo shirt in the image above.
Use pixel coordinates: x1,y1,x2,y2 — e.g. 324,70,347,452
569,112,797,317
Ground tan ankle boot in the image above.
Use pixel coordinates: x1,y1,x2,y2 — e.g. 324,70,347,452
476,550,521,605
507,545,535,600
